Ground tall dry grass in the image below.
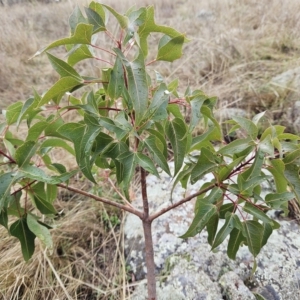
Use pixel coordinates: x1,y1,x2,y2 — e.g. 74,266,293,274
1,0,300,299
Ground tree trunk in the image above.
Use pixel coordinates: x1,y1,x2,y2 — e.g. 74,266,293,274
142,220,156,300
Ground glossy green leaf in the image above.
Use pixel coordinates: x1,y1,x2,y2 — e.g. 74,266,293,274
166,118,187,175
16,97,38,127
27,213,53,249
15,141,37,168
219,203,235,219
33,23,94,56
259,135,274,157
242,220,263,257
284,164,300,201
147,83,169,121
252,111,266,126
84,7,106,33
46,184,58,204
40,138,75,156
241,149,264,181
212,213,235,250
180,200,217,238
46,52,81,80
114,48,148,125
265,192,294,209
10,218,36,261
67,44,94,66
267,159,287,193
107,56,124,100
117,151,136,185
69,6,87,34
232,116,258,139
138,6,187,56
89,1,106,22
218,138,254,156
3,102,23,125
191,148,219,184
261,222,273,248
136,152,159,177
243,202,273,224
25,121,48,142
40,77,83,106
18,165,59,185
218,156,245,181
156,35,185,62
0,172,22,210
206,213,219,246
227,228,245,260
283,149,300,165
102,4,128,29
0,208,8,230
33,194,57,215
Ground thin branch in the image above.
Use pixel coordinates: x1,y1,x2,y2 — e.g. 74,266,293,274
90,43,116,56
57,183,143,218
140,167,149,219
0,149,16,164
149,183,216,221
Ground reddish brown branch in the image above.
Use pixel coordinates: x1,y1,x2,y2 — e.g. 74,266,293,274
149,183,216,221
57,183,143,218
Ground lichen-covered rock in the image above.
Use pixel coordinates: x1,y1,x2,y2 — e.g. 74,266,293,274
125,163,300,299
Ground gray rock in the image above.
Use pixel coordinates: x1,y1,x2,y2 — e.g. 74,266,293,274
125,163,300,299
219,271,256,300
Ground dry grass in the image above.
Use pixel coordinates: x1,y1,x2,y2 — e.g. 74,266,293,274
1,0,300,299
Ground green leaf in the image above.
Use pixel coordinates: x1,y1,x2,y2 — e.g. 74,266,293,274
114,48,148,125
138,6,188,56
242,220,263,257
144,135,170,175
18,165,60,185
0,208,8,230
107,56,124,100
46,184,58,204
0,172,22,210
259,134,274,157
243,202,273,224
227,228,245,260
267,159,287,193
212,213,235,250
69,6,87,34
241,148,264,181
156,35,185,62
67,44,94,66
218,138,254,156
283,149,300,165
180,199,217,238
33,194,57,215
15,141,38,167
27,213,53,249
261,222,273,248
33,23,94,56
117,151,136,186
3,102,23,125
206,213,219,246
147,83,169,121
46,52,82,80
25,121,48,142
218,156,245,181
191,148,219,184
252,111,266,126
40,76,83,106
10,218,36,261
40,138,75,156
135,152,159,177
89,1,106,23
219,203,235,219
166,118,187,176
284,164,300,202
16,97,39,127
102,4,128,29
232,116,258,139
84,7,106,33
265,192,294,209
